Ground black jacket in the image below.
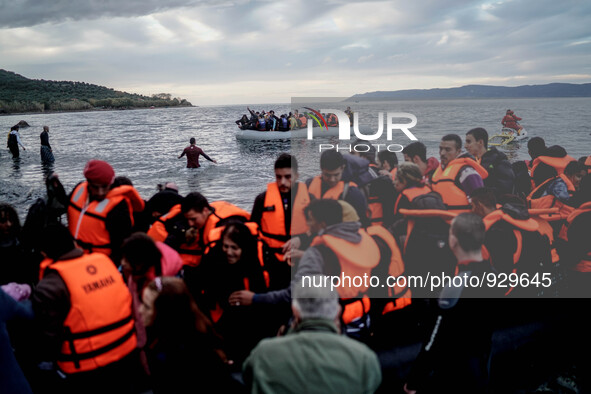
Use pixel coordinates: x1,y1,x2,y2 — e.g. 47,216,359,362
481,147,515,196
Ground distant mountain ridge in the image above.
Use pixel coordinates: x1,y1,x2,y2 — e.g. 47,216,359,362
348,83,591,101
0,69,192,114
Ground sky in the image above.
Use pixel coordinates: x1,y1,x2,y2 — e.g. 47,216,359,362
1,0,590,106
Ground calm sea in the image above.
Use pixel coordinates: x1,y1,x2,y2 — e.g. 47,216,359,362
1,97,590,221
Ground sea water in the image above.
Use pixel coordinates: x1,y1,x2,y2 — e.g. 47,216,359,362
1,97,590,220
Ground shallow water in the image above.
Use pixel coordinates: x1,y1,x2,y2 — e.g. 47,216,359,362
1,97,589,221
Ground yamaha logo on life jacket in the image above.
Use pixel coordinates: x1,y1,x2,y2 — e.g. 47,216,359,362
305,108,419,153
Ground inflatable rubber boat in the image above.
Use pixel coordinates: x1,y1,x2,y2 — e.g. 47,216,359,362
235,126,346,141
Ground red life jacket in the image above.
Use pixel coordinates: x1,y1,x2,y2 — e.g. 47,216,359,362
431,158,488,213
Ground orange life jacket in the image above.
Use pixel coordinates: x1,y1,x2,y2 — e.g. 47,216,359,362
430,158,488,212
201,201,251,247
298,114,308,128
367,165,392,226
531,155,576,178
147,201,250,267
311,229,380,324
147,204,202,267
529,208,561,264
527,174,575,220
558,202,591,272
308,176,357,201
259,182,310,258
48,253,136,373
481,210,539,296
366,226,412,314
390,167,397,180
393,185,432,216
68,182,143,256
326,113,338,127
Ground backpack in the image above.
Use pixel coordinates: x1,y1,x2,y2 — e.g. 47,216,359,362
390,192,456,298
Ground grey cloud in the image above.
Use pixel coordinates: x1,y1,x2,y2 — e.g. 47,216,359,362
0,0,224,28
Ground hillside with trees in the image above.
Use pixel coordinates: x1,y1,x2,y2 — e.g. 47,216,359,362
0,69,193,114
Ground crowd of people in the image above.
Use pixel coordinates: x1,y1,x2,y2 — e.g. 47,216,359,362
1,126,591,393
235,107,353,132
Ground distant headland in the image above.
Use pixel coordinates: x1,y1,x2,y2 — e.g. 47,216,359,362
348,83,591,101
0,69,193,114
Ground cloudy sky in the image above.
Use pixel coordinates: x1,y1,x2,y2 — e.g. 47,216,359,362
1,0,590,105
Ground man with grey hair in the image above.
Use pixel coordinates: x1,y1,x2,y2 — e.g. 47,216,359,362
243,275,382,394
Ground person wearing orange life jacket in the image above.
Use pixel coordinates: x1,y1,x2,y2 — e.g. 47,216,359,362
431,134,488,213
471,188,554,297
297,113,308,128
32,224,139,392
393,163,432,220
404,214,496,394
194,222,273,366
527,161,581,228
251,154,310,289
349,143,397,227
557,174,591,297
230,199,386,341
326,112,338,127
67,160,144,265
376,150,399,181
306,149,369,226
528,143,575,188
149,192,250,270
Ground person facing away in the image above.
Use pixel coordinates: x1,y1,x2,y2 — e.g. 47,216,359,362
32,223,140,394
243,275,382,394
501,109,523,134
40,125,55,163
404,213,496,394
7,125,26,158
178,137,217,168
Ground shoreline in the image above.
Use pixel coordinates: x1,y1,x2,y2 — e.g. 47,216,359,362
0,104,196,117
